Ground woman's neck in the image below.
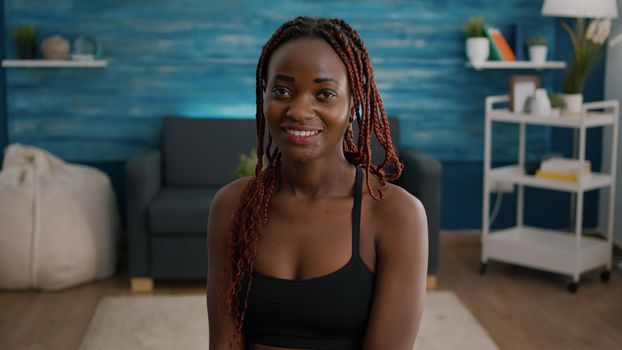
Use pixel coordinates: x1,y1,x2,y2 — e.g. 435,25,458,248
278,154,355,199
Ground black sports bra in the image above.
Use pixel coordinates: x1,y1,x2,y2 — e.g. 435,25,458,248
244,166,375,349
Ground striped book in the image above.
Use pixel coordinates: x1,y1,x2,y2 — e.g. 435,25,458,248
485,27,516,61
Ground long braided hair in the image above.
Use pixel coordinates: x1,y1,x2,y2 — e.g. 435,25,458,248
223,16,403,344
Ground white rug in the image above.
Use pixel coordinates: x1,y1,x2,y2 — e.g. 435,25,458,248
79,291,498,350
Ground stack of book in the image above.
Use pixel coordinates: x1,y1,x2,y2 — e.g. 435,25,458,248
485,27,516,61
535,157,592,182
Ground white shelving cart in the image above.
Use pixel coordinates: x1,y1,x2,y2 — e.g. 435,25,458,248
481,95,619,293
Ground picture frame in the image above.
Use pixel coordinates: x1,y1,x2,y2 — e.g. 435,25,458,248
509,75,541,113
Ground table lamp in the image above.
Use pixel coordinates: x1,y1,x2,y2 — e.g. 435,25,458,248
541,0,618,19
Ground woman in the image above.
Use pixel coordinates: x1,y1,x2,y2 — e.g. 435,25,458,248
207,16,428,350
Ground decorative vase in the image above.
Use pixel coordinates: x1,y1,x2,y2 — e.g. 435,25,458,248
528,45,547,64
41,35,70,60
561,94,583,117
466,37,489,65
530,89,552,116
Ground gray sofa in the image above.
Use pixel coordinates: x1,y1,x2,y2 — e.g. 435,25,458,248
126,117,441,292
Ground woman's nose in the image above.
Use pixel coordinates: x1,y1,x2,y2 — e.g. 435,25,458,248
285,95,314,121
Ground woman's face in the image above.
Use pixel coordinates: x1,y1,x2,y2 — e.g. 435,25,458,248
263,38,351,163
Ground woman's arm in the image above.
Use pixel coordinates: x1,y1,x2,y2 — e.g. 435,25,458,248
362,186,429,350
207,178,252,350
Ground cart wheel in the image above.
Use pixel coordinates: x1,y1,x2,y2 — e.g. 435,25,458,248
566,282,578,293
479,262,487,275
600,270,611,282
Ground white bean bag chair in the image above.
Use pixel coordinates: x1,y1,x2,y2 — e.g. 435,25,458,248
0,143,120,290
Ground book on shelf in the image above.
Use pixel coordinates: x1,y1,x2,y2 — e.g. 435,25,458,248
540,157,591,173
485,27,516,61
535,157,592,182
535,169,591,182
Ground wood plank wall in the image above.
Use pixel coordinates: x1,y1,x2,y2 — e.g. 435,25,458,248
3,0,556,163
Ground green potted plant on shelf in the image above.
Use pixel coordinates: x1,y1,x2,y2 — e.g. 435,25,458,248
527,36,548,64
234,148,259,178
561,18,622,116
548,93,566,117
11,25,37,59
462,16,489,65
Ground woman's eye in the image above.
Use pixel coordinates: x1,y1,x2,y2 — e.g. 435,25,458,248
318,90,336,100
271,87,291,97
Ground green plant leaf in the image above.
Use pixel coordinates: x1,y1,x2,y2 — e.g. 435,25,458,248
561,21,578,54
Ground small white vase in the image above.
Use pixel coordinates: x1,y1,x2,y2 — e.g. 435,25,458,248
562,94,583,117
530,88,552,116
466,37,489,65
528,45,547,64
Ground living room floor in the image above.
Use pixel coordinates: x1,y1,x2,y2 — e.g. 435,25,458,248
0,233,620,350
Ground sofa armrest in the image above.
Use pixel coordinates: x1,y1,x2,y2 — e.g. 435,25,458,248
398,148,442,276
125,149,162,276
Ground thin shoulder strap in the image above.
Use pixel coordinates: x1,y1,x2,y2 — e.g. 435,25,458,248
351,166,362,257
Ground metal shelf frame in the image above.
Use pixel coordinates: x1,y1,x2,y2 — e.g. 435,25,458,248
482,95,619,287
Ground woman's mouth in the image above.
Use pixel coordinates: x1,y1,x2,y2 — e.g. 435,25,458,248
282,128,321,145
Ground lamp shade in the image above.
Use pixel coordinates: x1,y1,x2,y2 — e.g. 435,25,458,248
541,0,618,18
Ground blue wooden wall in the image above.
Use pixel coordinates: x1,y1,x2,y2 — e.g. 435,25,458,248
3,0,602,230
3,0,556,163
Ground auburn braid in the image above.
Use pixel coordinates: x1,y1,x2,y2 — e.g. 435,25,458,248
222,16,403,346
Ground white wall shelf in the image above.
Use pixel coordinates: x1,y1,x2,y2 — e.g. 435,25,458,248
1,59,108,68
482,95,619,293
466,60,567,70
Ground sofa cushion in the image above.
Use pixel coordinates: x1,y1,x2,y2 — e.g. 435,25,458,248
163,117,258,187
148,187,219,234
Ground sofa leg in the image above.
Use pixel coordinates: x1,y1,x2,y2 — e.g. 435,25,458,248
131,277,154,293
426,275,437,290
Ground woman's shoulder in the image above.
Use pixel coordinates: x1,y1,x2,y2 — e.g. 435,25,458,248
208,176,254,238
363,174,427,241
213,176,254,208
362,172,424,216
374,183,425,222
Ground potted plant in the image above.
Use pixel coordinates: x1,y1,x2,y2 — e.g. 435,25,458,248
11,25,37,59
561,18,622,116
527,36,548,64
462,16,489,65
234,149,259,178
548,93,566,117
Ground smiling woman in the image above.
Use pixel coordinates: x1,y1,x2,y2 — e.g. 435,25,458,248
206,16,428,350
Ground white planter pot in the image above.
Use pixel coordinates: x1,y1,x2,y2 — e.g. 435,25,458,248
528,45,547,64
562,94,583,117
466,37,489,65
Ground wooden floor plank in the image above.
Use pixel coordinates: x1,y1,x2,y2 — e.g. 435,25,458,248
0,233,620,350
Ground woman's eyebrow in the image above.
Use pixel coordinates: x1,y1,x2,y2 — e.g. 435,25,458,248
314,77,338,84
275,74,294,82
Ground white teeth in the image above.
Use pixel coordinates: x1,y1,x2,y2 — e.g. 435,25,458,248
285,129,319,137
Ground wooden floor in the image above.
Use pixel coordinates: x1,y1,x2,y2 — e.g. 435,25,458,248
1,233,621,350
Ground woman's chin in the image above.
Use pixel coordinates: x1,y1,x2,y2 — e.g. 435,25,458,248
278,145,322,164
